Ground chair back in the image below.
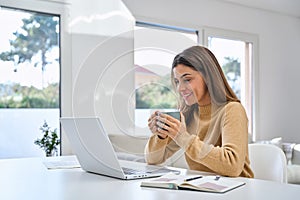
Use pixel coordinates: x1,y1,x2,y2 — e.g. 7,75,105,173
248,143,287,183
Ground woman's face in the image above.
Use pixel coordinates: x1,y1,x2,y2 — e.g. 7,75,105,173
173,64,211,106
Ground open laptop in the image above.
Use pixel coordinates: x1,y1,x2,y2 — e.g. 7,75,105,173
60,117,180,180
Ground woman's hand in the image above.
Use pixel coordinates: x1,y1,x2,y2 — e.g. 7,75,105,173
155,112,187,140
148,111,168,139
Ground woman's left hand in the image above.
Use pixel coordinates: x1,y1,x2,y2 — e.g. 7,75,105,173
156,112,187,140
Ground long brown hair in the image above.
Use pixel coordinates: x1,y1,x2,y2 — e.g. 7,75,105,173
171,46,240,122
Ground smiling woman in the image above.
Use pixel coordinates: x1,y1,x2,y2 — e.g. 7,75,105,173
145,46,254,178
173,64,210,106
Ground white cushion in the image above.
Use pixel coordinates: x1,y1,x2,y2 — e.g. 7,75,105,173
287,165,300,184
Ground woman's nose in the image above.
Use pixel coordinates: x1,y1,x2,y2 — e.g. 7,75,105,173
177,81,186,91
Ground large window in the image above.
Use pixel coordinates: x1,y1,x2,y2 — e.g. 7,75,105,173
203,27,258,140
0,7,61,158
134,23,198,131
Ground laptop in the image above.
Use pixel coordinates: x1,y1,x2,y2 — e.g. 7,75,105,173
60,117,180,180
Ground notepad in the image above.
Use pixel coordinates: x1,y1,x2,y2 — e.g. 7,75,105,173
140,173,245,193
43,160,81,169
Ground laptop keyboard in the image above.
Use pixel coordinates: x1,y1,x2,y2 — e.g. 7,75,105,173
122,166,178,175
122,167,147,175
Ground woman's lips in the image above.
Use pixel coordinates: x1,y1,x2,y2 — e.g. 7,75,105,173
181,92,193,100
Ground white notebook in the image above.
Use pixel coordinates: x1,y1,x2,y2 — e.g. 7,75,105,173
141,173,246,193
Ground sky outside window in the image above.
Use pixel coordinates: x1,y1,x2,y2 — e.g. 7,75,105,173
0,8,59,89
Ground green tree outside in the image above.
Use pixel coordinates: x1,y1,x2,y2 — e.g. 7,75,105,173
222,57,240,79
222,57,241,99
0,83,59,108
0,11,59,108
136,75,178,109
0,13,59,75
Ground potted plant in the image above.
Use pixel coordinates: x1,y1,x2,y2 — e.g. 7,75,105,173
34,120,60,157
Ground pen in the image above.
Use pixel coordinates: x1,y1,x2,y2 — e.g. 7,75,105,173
184,176,203,182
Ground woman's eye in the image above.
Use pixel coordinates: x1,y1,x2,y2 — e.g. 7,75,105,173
184,79,191,83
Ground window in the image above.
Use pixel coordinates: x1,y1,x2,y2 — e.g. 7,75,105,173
203,27,258,140
0,6,61,158
134,22,198,132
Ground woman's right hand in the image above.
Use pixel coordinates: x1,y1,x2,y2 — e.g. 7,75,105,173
148,111,168,139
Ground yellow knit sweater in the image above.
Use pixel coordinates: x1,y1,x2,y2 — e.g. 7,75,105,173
145,102,254,178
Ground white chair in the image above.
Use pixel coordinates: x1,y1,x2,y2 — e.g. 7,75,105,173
248,143,287,183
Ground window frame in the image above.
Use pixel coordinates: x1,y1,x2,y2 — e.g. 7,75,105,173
202,27,259,141
0,0,72,155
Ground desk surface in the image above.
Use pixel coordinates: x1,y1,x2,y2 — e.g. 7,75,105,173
1,156,299,200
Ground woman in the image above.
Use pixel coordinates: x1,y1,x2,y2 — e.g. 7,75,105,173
145,46,254,178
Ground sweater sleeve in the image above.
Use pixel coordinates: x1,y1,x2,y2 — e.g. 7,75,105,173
184,102,249,177
144,134,181,165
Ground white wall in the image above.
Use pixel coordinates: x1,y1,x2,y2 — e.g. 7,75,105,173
60,0,136,154
122,0,300,143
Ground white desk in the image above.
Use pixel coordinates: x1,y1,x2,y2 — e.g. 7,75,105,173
1,156,300,200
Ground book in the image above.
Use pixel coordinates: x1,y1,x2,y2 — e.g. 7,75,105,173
140,173,245,193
